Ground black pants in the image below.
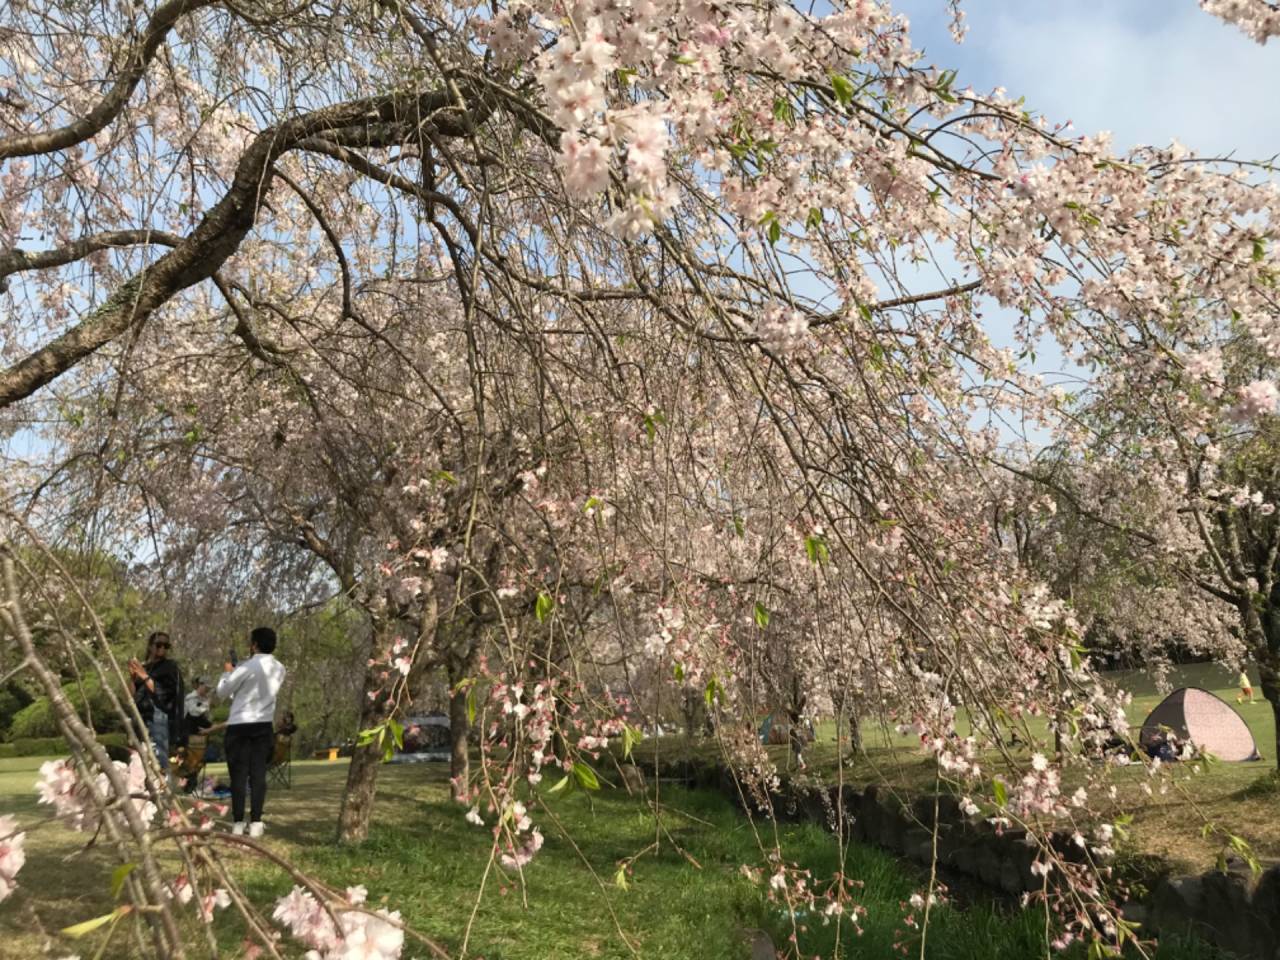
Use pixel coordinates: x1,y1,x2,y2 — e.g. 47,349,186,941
224,722,274,823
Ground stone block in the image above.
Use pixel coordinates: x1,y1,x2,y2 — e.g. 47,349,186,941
876,813,904,852
910,793,963,830
1252,865,1280,935
1150,876,1206,938
1199,862,1270,958
795,784,830,826
1117,901,1147,929
947,844,979,878
999,857,1027,897
828,784,862,834
619,763,645,794
903,828,935,866
975,844,1003,888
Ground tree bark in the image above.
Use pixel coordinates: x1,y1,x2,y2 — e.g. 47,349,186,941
0,85,481,408
335,620,397,845
1259,613,1280,769
335,678,391,844
447,668,470,803
847,708,862,753
1244,601,1280,768
1263,676,1280,769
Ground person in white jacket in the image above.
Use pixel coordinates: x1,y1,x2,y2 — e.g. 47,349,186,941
217,626,286,837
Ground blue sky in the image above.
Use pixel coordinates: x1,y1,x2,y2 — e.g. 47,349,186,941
6,2,1274,462
894,0,1280,158
882,1,1280,444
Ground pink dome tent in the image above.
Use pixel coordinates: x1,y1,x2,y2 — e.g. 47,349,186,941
1138,687,1260,762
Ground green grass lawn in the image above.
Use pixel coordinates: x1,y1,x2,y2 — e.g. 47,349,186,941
633,663,1280,875
0,757,1228,959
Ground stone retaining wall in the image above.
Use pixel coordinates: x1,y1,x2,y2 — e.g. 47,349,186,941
636,757,1280,959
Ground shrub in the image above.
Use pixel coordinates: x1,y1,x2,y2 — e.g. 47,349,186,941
0,732,131,759
0,682,34,741
10,675,125,739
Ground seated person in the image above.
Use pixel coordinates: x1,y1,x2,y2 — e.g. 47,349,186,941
179,678,215,793
184,678,214,740
1144,730,1180,763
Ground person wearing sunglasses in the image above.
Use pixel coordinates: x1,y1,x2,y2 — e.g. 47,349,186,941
128,631,186,774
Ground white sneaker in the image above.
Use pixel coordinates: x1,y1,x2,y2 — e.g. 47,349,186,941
248,821,264,839
231,822,246,836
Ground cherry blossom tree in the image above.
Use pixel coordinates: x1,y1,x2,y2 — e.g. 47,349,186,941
4,0,1280,955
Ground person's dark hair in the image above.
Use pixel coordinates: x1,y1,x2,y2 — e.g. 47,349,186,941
146,631,170,654
250,626,277,654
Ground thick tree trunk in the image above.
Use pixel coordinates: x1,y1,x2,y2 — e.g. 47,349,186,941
336,619,397,845
1264,683,1280,769
847,709,862,753
335,737,383,844
447,661,470,803
335,601,439,843
336,675,390,843
1257,650,1280,769
1247,602,1280,769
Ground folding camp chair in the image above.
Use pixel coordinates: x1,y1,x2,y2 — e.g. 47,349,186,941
176,735,208,796
267,734,292,789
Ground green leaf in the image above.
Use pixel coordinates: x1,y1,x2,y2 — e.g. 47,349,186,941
767,219,781,246
388,717,405,751
614,865,630,889
547,775,573,796
110,863,137,899
704,675,724,709
62,910,121,939
434,469,458,486
805,206,823,229
992,778,1008,808
829,73,855,107
803,534,829,565
573,761,601,791
673,662,685,682
935,68,958,103
535,591,555,623
466,684,477,726
622,724,644,759
1253,238,1266,262
753,602,770,629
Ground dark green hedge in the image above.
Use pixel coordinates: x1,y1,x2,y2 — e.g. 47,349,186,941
0,732,129,759
8,675,126,740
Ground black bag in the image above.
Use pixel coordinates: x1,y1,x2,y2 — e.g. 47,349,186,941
133,681,155,722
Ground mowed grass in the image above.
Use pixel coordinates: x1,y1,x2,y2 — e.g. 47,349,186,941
635,663,1280,875
0,757,1225,959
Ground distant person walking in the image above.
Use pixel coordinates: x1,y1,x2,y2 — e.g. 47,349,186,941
1238,669,1256,705
129,632,185,775
218,627,286,838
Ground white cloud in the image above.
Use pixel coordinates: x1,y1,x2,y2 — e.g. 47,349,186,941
896,0,1280,158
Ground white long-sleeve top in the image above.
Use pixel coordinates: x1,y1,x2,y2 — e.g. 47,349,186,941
216,654,286,726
